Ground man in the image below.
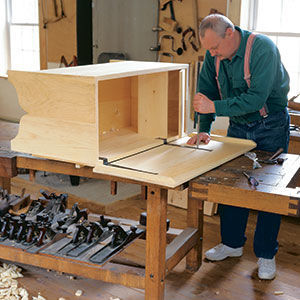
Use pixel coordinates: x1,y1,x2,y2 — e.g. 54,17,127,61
187,14,290,280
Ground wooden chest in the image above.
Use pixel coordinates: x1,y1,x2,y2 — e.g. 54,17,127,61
8,61,256,188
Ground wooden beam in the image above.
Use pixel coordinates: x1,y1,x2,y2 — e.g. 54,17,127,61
145,186,167,300
227,0,242,25
186,187,203,272
29,169,36,182
0,244,145,289
141,185,147,200
110,181,117,195
38,0,47,70
290,112,300,126
16,156,149,186
165,227,199,273
191,183,300,217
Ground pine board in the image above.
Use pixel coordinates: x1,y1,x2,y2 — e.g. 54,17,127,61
94,135,256,188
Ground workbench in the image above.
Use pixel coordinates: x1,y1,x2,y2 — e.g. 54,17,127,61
0,149,201,300
1,148,300,300
288,109,300,155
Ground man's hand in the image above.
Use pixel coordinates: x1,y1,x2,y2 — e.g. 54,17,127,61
187,132,211,145
193,93,216,113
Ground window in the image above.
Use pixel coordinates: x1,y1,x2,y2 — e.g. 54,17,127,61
0,0,40,74
241,0,300,97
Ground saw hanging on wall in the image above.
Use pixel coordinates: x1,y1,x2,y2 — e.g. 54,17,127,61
150,34,183,56
157,0,201,64
41,0,66,29
161,0,182,33
59,55,78,67
181,27,199,52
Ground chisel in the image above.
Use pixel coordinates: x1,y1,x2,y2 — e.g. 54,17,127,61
194,111,200,149
243,172,259,187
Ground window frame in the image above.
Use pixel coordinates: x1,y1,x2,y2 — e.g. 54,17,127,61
5,0,40,72
241,0,300,97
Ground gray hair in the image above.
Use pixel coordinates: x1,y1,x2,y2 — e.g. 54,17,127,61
199,14,234,38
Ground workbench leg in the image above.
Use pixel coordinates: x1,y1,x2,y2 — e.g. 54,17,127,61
145,186,167,300
110,181,117,195
0,155,17,194
29,169,36,182
0,177,11,193
141,185,147,200
186,187,203,272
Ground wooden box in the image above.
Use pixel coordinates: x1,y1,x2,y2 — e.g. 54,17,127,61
8,62,186,164
8,61,256,188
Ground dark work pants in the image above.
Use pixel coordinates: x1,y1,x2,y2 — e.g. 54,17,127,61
220,108,290,259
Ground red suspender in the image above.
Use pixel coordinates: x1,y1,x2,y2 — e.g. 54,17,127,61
215,56,222,100
244,33,256,87
214,56,222,99
215,32,268,117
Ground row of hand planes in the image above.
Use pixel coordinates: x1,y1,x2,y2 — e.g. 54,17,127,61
0,189,153,265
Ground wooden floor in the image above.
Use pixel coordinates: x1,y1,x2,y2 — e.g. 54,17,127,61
7,178,300,300
2,120,300,299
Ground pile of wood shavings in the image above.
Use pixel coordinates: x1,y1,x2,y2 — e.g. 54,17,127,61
0,263,47,300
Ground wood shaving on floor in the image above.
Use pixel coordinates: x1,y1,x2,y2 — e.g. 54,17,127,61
32,294,47,300
0,262,47,300
75,290,83,297
274,291,284,295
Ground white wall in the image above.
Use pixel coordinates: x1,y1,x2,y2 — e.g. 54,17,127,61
92,0,158,63
211,116,229,133
0,1,9,75
0,77,25,122
0,1,23,122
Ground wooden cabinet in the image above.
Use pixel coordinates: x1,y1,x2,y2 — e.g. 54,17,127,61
8,61,255,188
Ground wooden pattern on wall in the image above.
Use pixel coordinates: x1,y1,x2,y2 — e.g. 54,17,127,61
39,0,77,69
157,0,241,122
158,0,200,64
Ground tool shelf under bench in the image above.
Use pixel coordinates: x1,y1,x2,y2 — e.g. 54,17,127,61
0,213,197,290
0,240,146,289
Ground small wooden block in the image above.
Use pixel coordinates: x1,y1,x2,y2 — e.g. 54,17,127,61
162,17,178,31
168,188,217,216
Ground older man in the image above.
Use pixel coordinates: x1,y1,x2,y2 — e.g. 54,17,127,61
188,14,290,280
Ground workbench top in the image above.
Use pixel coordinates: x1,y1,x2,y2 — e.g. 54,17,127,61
191,151,300,216
193,151,299,189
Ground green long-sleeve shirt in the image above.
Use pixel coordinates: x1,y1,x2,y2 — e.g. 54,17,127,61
198,26,290,133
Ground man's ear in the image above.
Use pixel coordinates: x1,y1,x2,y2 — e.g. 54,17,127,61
225,27,234,38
